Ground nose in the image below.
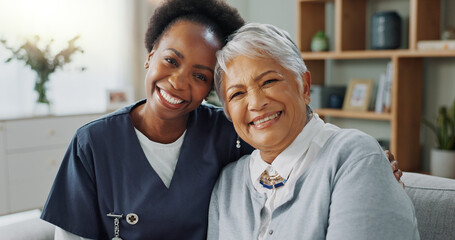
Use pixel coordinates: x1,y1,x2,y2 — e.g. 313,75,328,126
168,72,187,90
247,88,269,111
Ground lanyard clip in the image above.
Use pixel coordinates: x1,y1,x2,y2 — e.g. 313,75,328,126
107,213,123,240
107,213,124,218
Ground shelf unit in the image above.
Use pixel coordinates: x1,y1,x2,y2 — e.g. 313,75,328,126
297,0,455,171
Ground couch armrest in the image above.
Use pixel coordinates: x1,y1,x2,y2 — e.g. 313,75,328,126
402,172,455,240
0,209,54,240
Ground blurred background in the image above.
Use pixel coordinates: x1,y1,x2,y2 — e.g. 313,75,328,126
0,0,454,216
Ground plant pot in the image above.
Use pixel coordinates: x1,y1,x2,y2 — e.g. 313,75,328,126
311,31,329,52
430,148,455,179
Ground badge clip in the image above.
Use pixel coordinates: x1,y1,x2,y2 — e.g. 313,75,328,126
107,213,123,240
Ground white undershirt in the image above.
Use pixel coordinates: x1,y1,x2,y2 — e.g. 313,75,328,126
134,128,186,188
54,128,185,240
249,114,339,240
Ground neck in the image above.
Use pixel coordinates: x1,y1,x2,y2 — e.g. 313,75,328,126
258,108,313,164
130,104,189,144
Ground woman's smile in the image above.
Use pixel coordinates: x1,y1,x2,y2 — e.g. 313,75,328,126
249,111,282,129
157,87,186,109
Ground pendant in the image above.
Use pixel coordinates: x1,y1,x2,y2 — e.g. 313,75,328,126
112,237,122,240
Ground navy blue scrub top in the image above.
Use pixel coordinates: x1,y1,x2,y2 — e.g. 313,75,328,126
41,100,254,239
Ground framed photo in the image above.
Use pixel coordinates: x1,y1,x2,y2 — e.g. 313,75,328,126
106,88,134,111
342,79,374,111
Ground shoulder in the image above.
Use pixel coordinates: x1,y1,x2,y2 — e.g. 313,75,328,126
314,128,388,177
324,128,383,160
193,103,230,124
75,101,138,143
222,154,250,175
216,155,250,186
190,103,237,137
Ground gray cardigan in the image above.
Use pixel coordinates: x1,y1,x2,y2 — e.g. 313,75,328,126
208,129,419,240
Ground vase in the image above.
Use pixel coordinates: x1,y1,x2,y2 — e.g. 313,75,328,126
430,148,455,179
33,102,52,115
371,11,401,49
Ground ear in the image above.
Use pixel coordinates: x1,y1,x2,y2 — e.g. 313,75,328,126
144,50,155,69
301,71,311,105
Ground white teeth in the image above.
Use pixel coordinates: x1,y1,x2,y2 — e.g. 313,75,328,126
160,89,184,104
252,112,281,125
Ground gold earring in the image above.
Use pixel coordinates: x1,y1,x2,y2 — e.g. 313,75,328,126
144,61,149,69
236,136,241,149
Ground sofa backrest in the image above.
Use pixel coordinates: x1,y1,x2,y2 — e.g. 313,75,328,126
402,172,455,240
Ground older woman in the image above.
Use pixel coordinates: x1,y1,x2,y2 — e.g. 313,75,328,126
208,23,419,239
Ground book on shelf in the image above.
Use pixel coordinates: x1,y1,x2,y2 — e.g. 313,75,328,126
375,73,386,113
375,61,393,113
384,61,393,113
417,40,455,51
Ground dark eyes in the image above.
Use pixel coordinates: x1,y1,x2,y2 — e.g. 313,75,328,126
229,91,244,101
263,79,278,85
193,73,208,82
164,57,178,66
164,57,208,82
228,79,279,102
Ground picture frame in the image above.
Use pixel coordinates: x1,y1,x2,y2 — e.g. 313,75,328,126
106,88,134,111
342,79,374,111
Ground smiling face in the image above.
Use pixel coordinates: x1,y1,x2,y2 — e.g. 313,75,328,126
144,20,221,121
222,55,311,161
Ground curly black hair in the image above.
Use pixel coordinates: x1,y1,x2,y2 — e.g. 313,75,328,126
144,0,245,52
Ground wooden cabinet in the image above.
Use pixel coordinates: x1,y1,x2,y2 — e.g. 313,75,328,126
297,0,455,171
0,113,102,215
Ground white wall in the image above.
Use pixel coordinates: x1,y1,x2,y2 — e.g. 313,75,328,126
0,0,135,116
246,0,297,39
226,0,250,23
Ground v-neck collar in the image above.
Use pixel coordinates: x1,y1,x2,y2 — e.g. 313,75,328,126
124,100,196,191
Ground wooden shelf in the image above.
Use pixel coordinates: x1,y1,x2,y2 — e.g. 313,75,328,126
398,50,455,58
301,50,455,60
315,109,392,121
299,0,332,2
298,0,453,172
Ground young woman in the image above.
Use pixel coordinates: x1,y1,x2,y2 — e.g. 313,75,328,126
209,23,418,239
41,1,402,239
41,1,253,239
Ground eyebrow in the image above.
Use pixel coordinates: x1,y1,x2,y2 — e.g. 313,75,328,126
254,70,277,82
167,48,214,74
167,48,184,59
194,64,214,74
226,70,278,92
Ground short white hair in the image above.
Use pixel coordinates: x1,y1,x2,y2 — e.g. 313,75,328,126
214,23,308,117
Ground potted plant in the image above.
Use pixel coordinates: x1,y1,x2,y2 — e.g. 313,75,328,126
1,35,84,113
423,99,455,178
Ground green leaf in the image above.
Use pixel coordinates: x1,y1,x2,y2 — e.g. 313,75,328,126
423,100,455,150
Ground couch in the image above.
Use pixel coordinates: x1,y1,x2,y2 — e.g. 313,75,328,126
402,172,455,239
0,172,453,240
